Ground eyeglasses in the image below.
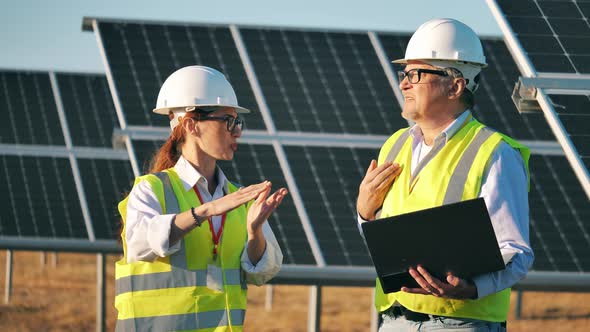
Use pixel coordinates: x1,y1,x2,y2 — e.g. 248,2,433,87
397,68,448,84
199,114,245,134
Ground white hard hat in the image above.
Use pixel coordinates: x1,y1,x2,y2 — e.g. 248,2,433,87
153,65,251,117
394,18,486,92
393,18,487,67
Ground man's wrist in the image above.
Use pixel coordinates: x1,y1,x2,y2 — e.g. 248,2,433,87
358,210,375,221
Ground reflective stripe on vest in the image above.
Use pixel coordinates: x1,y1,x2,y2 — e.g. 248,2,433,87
116,308,245,332
384,129,411,163
443,127,495,204
116,268,243,294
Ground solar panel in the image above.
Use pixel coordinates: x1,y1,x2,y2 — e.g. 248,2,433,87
0,71,65,145
56,73,119,147
131,140,163,174
284,146,377,265
497,0,590,74
97,21,265,130
241,28,405,134
0,71,134,243
547,94,590,170
219,144,316,265
77,159,134,240
0,155,87,238
56,72,135,240
529,155,590,272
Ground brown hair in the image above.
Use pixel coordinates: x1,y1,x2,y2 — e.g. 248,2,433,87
148,111,200,173
118,111,200,241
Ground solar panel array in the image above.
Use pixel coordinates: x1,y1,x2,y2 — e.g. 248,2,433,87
494,0,590,171
0,16,586,277
87,18,590,273
0,70,133,241
487,0,590,272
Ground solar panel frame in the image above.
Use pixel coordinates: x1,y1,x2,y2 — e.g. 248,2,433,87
488,0,590,200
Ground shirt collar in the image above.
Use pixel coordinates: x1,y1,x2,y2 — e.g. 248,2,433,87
409,110,472,144
173,156,229,192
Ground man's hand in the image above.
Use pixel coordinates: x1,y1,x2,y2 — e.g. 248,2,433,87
401,265,477,299
356,160,403,220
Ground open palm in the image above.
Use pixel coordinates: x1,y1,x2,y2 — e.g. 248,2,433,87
247,184,288,234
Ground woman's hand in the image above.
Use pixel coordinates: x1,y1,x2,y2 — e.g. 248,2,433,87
247,184,288,236
245,183,288,265
199,181,272,218
170,181,279,247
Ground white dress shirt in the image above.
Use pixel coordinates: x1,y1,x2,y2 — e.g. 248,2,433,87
358,111,534,298
125,156,283,285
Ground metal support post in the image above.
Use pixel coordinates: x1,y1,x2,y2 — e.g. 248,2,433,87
515,290,523,320
40,252,46,267
96,253,106,332
265,285,273,311
52,252,58,267
370,288,378,332
4,250,12,304
307,286,321,332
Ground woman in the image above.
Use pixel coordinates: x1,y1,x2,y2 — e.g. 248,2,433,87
115,65,288,332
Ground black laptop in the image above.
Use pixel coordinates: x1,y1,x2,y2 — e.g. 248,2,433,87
361,198,505,294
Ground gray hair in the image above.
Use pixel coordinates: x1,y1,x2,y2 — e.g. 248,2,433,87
439,67,476,109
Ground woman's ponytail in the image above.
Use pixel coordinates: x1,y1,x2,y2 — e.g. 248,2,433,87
148,123,186,173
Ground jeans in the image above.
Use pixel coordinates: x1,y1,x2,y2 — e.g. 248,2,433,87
379,314,506,332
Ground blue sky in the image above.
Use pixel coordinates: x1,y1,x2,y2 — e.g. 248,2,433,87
0,0,501,73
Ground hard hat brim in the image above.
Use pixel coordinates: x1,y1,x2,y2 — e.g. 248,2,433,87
153,104,252,115
391,58,488,68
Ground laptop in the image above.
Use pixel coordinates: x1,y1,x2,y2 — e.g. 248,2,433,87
361,197,505,293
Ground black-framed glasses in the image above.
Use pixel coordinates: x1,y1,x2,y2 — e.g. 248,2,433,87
199,114,245,134
397,68,448,84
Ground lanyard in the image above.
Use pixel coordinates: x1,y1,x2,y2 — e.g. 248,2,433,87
194,186,227,261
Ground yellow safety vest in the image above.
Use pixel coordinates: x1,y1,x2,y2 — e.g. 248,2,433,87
374,118,530,322
115,168,249,332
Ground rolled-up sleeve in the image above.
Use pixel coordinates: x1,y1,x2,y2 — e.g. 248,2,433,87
472,142,534,298
240,222,283,286
125,180,181,262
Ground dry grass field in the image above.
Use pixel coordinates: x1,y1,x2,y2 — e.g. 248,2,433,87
0,251,588,331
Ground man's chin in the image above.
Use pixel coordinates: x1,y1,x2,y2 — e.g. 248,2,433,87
401,110,417,121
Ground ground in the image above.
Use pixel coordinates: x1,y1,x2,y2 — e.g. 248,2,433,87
0,251,588,331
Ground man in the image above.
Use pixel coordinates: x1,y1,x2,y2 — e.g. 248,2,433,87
357,18,533,331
